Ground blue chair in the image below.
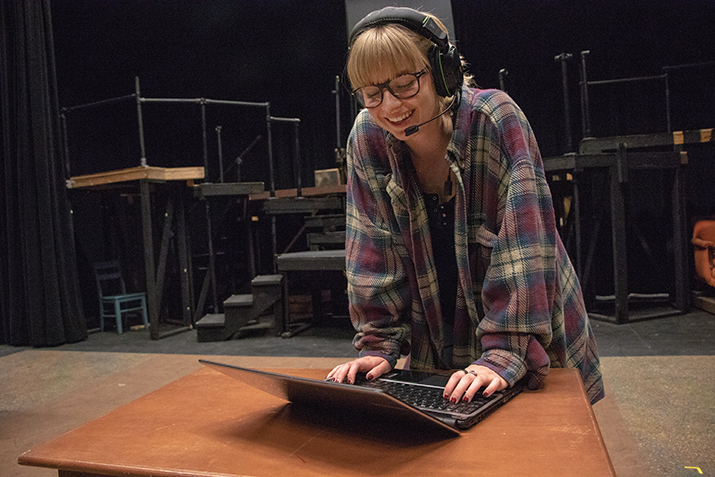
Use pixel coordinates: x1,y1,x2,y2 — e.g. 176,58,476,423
93,260,149,334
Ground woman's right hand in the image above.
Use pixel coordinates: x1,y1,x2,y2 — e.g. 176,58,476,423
326,356,392,385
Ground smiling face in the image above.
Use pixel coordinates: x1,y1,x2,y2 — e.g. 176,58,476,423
365,69,441,140
347,23,444,141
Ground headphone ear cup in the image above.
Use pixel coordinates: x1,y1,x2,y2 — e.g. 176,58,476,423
428,44,463,97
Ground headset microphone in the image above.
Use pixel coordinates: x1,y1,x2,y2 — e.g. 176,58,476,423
404,95,457,137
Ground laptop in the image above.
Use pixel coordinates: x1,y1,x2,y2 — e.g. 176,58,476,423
198,359,525,436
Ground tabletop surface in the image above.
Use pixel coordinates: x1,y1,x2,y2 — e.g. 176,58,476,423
19,366,614,477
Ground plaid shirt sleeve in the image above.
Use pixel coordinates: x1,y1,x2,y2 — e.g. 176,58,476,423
468,90,603,403
344,111,411,369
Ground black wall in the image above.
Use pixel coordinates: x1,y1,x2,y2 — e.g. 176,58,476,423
52,0,714,179
451,0,715,156
448,0,715,296
52,0,714,302
52,0,350,188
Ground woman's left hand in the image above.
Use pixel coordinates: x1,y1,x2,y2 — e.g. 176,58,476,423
443,365,508,403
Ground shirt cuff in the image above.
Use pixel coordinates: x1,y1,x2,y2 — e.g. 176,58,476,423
359,350,398,370
474,349,527,387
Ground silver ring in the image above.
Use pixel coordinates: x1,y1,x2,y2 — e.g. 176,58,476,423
462,369,470,375
468,370,479,376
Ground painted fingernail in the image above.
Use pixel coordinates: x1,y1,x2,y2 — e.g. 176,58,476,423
463,396,470,403
443,394,449,399
451,397,457,403
367,374,374,381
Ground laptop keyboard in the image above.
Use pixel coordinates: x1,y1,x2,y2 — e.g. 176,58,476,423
359,378,491,415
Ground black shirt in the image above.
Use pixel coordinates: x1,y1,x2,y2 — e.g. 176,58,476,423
424,193,458,367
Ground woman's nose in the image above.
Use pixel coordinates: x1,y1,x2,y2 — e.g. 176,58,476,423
381,89,401,108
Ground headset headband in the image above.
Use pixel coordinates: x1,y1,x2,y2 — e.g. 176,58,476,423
349,7,448,48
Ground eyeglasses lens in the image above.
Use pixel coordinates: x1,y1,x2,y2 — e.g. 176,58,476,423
355,72,421,108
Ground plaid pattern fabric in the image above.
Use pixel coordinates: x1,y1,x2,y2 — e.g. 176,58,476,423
345,86,604,404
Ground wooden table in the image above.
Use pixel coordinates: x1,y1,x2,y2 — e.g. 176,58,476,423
18,367,614,476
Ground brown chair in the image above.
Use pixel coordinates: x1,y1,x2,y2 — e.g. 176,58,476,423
692,220,715,288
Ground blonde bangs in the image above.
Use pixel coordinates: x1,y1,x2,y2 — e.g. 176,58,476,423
347,24,430,90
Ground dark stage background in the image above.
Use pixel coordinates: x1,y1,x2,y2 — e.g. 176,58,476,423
51,0,715,179
52,0,350,188
39,0,715,337
451,0,715,155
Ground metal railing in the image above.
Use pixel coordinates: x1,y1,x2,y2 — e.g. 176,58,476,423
61,76,304,198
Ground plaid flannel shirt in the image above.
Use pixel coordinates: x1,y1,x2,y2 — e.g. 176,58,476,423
345,86,604,404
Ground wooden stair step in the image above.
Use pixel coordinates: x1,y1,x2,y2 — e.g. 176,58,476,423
224,294,253,308
251,274,284,287
307,231,346,246
262,196,344,215
195,313,225,328
276,249,346,271
196,275,285,343
304,214,346,229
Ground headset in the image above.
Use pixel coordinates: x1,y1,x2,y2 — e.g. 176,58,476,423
348,6,463,98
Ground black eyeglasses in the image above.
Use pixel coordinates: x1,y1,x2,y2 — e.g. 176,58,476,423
351,70,428,108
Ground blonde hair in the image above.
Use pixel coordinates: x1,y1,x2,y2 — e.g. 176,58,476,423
347,22,432,91
347,13,473,100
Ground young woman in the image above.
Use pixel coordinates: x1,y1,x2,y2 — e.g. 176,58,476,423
327,7,604,405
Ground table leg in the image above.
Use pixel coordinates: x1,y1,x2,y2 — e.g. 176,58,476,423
610,162,628,324
140,180,159,339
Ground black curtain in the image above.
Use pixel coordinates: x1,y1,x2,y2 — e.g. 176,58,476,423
0,0,87,346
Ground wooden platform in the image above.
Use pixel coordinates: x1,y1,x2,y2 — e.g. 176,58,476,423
692,291,715,315
66,165,205,339
579,128,713,154
66,165,205,189
193,181,264,197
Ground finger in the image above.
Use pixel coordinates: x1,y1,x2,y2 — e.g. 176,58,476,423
443,370,468,398
337,362,355,383
326,364,344,380
345,362,361,385
448,372,474,403
327,363,352,383
327,364,345,378
460,376,486,402
482,376,506,397
327,357,391,384
366,359,391,381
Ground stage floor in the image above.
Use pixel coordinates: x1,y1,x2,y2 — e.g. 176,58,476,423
2,310,714,477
